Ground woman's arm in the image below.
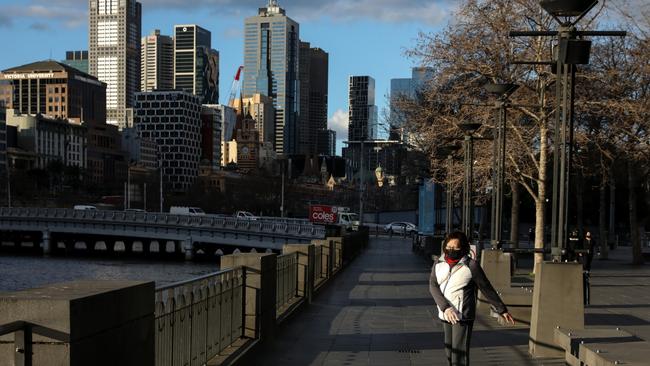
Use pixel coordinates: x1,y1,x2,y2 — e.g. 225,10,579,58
429,263,452,312
468,260,508,314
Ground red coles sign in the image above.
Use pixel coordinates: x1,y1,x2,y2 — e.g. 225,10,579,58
309,205,337,224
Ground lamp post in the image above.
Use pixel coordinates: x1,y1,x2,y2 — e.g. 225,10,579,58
484,83,520,249
510,0,625,260
438,145,461,235
458,122,483,239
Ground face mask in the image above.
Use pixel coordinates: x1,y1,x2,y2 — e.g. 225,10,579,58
445,249,463,260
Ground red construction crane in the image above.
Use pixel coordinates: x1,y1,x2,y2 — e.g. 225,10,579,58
227,66,244,108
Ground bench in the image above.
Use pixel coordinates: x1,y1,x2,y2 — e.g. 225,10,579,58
554,327,647,366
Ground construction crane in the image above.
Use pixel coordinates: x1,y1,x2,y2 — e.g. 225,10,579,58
227,66,244,108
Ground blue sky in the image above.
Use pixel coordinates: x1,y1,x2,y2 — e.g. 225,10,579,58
0,0,455,152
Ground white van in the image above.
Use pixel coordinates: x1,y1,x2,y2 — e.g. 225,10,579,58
170,206,206,216
73,205,97,210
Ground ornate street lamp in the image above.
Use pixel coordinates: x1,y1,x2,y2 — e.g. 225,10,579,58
510,0,625,260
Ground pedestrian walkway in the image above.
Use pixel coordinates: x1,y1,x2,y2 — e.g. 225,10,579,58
245,237,569,365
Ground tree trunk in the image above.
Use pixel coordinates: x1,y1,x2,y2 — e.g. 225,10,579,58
598,173,609,259
534,122,549,275
628,160,644,265
510,181,520,249
576,172,584,236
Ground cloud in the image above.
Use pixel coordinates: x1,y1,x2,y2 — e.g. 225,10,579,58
222,27,244,39
0,3,86,30
29,22,50,31
328,109,349,141
0,0,455,29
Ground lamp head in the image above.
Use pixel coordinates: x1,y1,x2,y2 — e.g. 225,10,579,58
539,0,598,17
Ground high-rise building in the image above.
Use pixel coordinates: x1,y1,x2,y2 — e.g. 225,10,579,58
62,51,89,74
173,25,219,104
390,67,433,141
200,105,223,172
243,0,300,155
0,105,6,175
232,94,275,144
141,29,174,92
0,60,107,126
316,129,336,157
89,0,142,129
298,43,329,156
348,75,378,142
134,90,202,192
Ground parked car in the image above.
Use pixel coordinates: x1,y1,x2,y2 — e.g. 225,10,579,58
169,206,206,216
234,211,259,220
73,205,97,211
384,222,418,235
125,208,146,213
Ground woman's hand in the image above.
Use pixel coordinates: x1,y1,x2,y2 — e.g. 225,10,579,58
501,312,515,325
444,308,460,324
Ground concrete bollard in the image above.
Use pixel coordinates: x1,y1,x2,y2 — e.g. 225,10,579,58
529,262,584,358
282,244,315,304
480,249,512,289
221,253,277,341
0,281,155,366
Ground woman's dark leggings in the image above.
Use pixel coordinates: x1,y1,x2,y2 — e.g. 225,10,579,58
443,321,474,366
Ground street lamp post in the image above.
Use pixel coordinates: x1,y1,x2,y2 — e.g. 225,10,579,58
484,83,520,249
458,123,483,240
510,0,625,260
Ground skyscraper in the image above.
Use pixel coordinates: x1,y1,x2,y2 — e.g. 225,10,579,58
89,0,141,129
348,76,378,142
243,0,299,155
173,25,219,105
62,51,89,74
141,29,174,92
390,67,433,141
298,42,329,156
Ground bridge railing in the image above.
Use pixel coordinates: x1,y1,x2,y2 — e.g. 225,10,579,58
276,252,299,314
154,268,246,366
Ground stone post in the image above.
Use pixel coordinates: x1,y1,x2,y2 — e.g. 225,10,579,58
41,231,51,256
282,244,315,303
529,262,584,358
181,239,194,261
480,249,511,289
0,281,155,366
221,253,277,341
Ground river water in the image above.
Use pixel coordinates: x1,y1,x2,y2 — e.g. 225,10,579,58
0,255,219,293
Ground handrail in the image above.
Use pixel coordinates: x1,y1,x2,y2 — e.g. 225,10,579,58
0,320,71,366
154,267,246,366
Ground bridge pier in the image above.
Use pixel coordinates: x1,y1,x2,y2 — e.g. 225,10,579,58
181,239,194,261
41,231,51,256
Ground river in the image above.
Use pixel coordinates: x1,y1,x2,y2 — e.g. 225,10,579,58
0,255,219,293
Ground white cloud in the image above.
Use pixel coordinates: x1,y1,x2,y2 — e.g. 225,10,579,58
328,109,349,141
0,0,456,29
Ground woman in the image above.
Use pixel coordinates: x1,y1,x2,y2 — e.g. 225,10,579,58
429,232,515,366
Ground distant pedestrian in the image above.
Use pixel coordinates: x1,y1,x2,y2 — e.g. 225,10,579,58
583,231,596,271
429,232,515,366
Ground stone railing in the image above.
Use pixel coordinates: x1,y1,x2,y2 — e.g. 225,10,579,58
0,229,369,366
0,207,326,239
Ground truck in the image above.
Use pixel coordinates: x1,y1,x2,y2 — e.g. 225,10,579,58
169,206,206,216
309,205,360,231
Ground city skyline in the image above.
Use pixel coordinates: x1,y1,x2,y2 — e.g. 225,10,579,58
0,0,454,153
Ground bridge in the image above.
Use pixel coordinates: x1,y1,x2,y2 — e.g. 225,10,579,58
0,207,326,260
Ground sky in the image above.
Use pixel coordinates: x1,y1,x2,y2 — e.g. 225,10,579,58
0,0,456,153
